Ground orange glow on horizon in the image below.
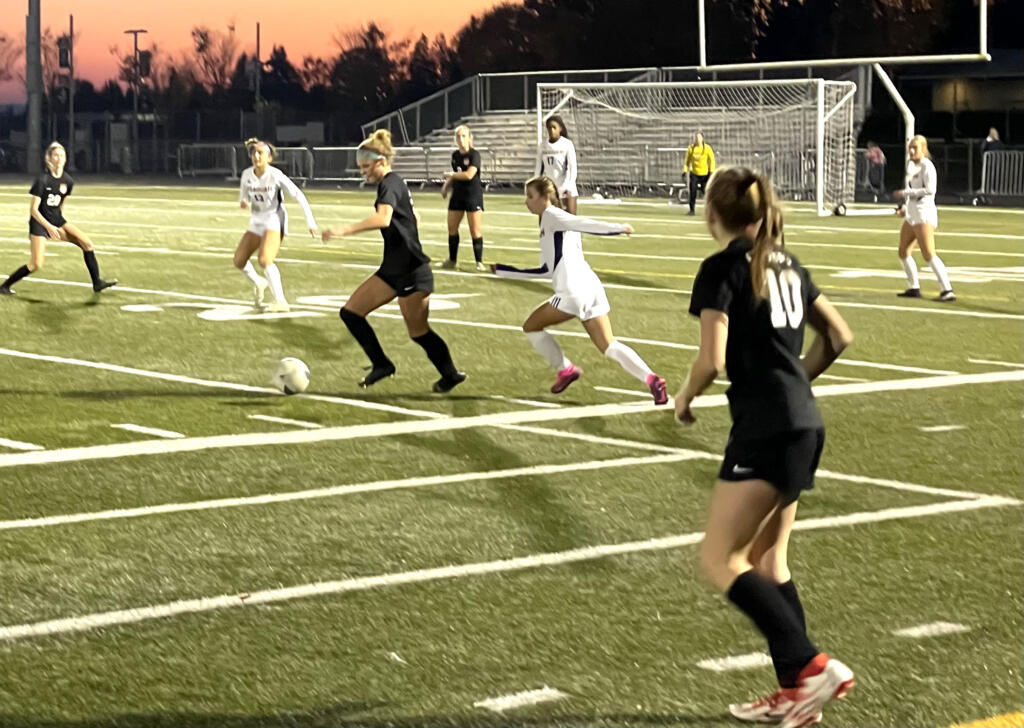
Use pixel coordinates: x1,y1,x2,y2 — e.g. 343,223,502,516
0,0,510,103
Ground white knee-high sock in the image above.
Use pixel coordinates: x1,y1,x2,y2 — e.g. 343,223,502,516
928,255,953,292
604,339,653,382
900,256,920,289
263,263,286,302
240,260,263,286
525,331,570,370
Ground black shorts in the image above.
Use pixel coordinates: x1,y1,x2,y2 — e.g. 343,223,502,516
375,262,435,297
29,217,64,237
718,428,825,504
448,195,484,212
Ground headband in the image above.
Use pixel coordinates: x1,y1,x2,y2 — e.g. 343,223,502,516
356,148,385,162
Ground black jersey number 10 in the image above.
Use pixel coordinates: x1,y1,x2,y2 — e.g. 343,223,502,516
766,268,804,329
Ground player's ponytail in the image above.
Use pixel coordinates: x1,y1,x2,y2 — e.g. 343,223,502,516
525,175,559,205
706,167,784,301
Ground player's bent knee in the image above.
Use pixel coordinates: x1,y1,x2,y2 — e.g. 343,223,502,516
339,307,362,325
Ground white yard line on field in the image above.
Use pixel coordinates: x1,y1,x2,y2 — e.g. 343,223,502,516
0,495,1016,642
247,414,324,429
892,621,971,638
0,437,44,451
111,423,185,439
967,358,1024,369
473,687,570,713
1,366,1022,470
0,453,696,532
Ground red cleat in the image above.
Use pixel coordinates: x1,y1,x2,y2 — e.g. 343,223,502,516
551,364,582,394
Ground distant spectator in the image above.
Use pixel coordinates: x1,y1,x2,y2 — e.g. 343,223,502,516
684,132,716,216
864,141,886,199
981,127,1005,155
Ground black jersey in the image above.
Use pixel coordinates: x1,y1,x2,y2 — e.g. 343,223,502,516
29,171,73,226
375,172,430,275
689,238,822,439
450,148,482,197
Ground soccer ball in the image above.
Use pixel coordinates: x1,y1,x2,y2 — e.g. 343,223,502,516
273,357,310,395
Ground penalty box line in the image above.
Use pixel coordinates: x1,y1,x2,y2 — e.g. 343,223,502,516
0,494,1016,643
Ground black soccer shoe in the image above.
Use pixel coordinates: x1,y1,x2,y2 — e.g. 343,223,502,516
359,363,396,388
896,288,922,298
0,286,13,295
432,371,467,393
93,278,118,292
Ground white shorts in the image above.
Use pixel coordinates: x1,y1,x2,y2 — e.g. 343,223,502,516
247,207,289,237
550,285,610,321
905,203,937,228
559,183,580,199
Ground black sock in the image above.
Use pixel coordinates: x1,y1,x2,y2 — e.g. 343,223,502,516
339,308,392,369
471,237,484,263
2,265,32,289
727,571,818,688
777,580,806,633
447,234,459,261
82,250,101,286
412,329,458,379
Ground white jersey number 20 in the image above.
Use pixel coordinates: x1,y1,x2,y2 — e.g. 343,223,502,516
767,268,804,329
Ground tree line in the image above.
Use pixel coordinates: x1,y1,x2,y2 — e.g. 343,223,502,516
1,0,1020,142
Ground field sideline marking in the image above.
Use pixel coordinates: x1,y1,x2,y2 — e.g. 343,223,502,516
0,495,1016,642
473,687,569,713
0,347,446,421
0,453,695,532
1,366,1021,470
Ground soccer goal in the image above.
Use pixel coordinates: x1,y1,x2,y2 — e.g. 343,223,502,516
537,80,858,215
176,143,241,178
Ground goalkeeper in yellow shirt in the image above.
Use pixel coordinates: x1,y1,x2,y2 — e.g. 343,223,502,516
684,132,716,216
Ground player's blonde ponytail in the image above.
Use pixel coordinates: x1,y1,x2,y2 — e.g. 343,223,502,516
706,167,784,301
358,129,395,162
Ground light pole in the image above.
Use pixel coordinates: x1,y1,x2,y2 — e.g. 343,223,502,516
123,28,147,173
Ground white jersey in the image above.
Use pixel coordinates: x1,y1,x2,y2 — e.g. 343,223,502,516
535,136,578,196
494,206,627,297
239,165,317,232
902,158,938,227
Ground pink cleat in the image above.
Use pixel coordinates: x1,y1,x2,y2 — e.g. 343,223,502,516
780,654,855,728
647,373,668,405
551,364,582,394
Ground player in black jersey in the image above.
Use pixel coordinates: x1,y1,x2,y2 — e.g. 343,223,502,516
0,142,117,296
675,168,855,728
439,125,486,271
322,130,466,393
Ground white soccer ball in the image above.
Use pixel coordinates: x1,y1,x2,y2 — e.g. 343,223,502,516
273,357,310,395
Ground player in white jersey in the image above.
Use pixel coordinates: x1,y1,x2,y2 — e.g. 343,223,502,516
234,138,318,312
892,135,955,302
534,115,579,214
492,175,667,404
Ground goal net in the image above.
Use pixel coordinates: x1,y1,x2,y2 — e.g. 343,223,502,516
537,80,857,215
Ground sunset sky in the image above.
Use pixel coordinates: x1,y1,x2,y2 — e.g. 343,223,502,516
0,0,509,103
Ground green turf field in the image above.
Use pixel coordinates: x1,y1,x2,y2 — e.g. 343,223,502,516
0,180,1021,727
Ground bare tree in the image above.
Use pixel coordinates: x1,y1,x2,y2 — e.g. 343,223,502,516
188,23,240,92
0,31,22,83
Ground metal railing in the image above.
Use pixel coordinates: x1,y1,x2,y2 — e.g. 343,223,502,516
980,150,1024,197
361,67,661,143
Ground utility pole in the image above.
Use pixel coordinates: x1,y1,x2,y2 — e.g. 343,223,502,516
255,22,262,138
26,0,42,174
123,28,147,173
58,15,75,170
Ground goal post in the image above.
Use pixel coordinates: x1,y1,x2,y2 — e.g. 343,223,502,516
537,80,857,215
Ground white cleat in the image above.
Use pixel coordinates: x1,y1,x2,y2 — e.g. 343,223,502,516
265,300,291,313
729,689,820,724
780,655,855,728
253,278,269,308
